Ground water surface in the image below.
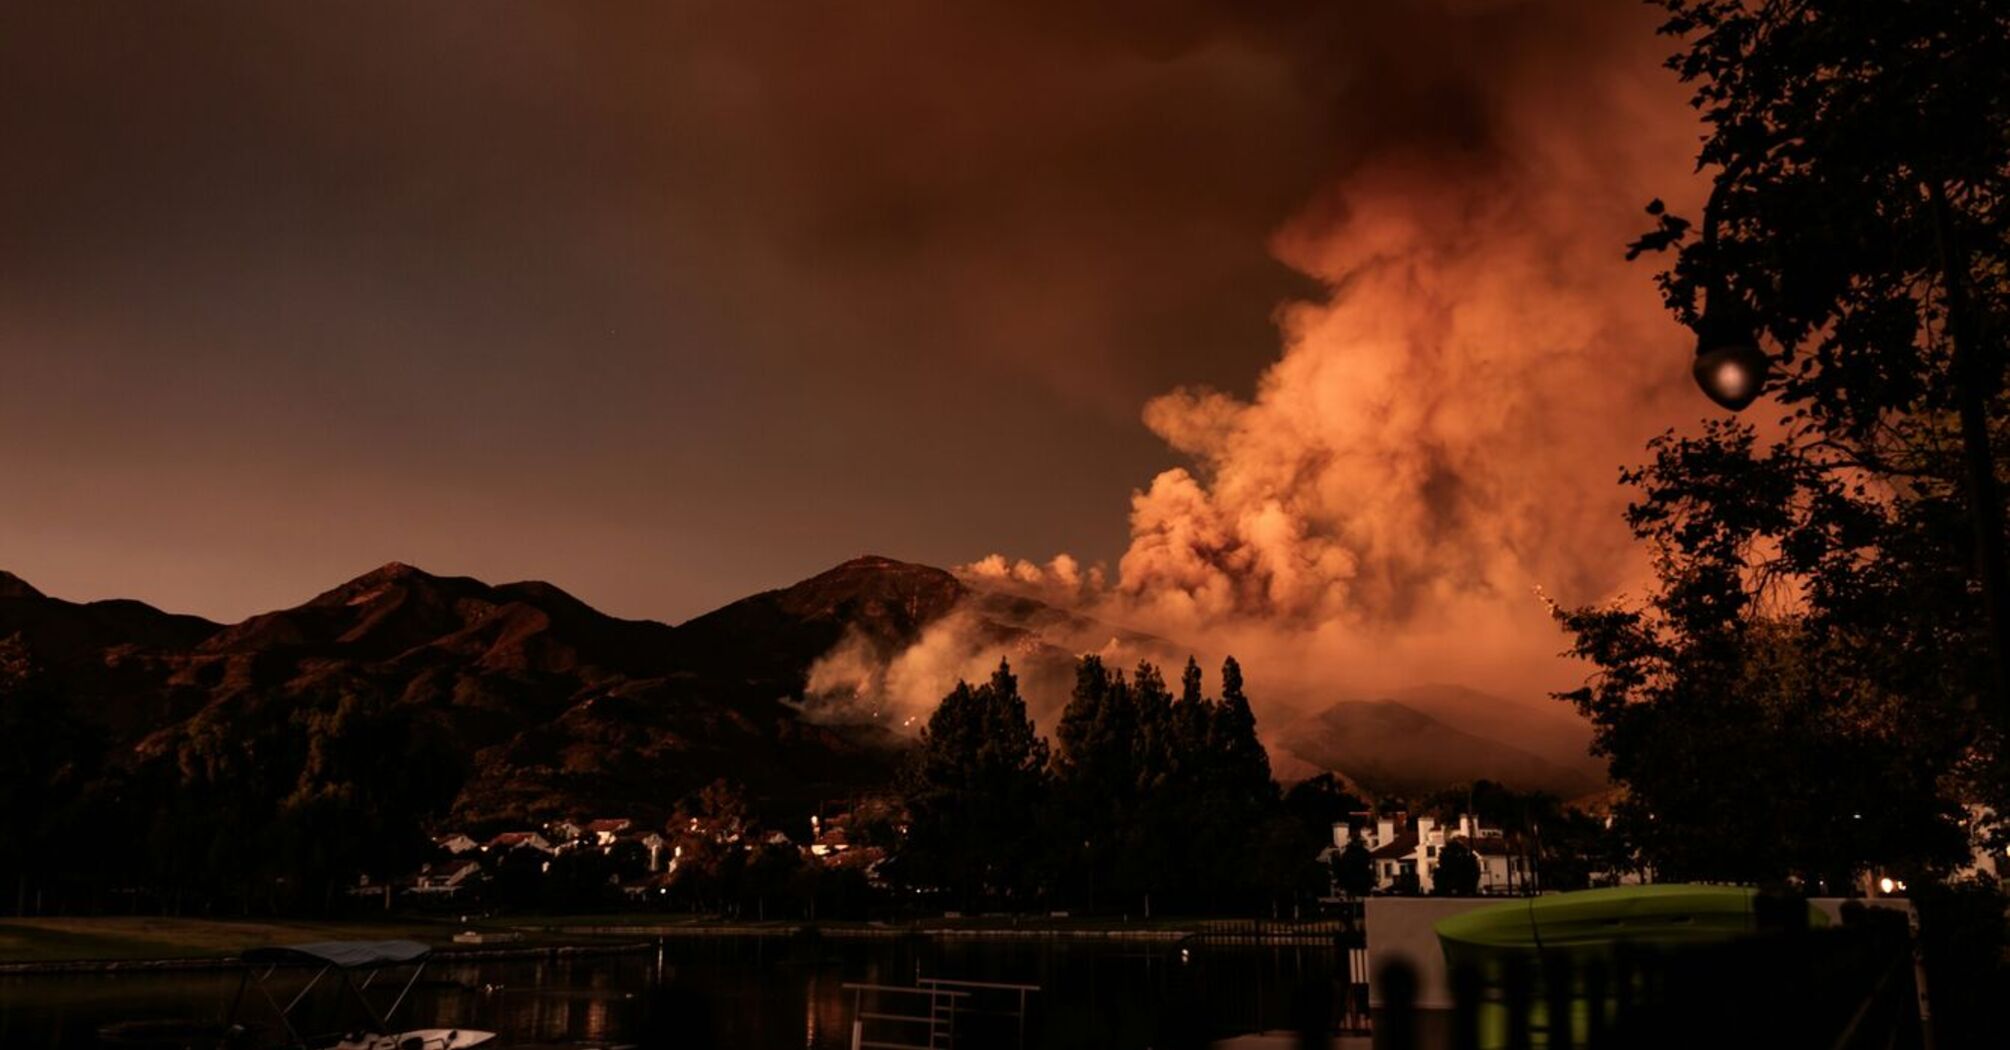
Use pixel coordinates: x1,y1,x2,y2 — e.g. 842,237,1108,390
0,935,1344,1050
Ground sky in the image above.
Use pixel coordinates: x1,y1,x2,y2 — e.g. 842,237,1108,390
0,1,1713,703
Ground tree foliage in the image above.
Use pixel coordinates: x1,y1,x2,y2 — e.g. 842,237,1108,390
896,654,1301,913
1332,834,1375,900
1561,0,2010,888
899,660,1050,903
1639,0,2009,436
1434,840,1481,897
0,637,106,914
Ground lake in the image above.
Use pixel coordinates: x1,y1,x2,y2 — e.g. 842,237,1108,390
0,934,1347,1049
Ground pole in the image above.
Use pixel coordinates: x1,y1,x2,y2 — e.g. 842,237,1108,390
1929,179,2010,723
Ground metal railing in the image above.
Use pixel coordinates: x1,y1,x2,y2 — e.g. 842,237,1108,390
842,981,971,1050
917,977,1040,1050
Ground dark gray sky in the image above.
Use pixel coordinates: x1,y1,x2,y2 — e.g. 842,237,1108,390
0,1,1669,625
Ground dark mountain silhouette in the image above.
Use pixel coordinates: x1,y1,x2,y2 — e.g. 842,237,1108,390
0,573,223,736
0,555,1086,827
1277,698,1603,799
3,555,1611,827
200,561,681,675
668,555,969,690
0,570,45,599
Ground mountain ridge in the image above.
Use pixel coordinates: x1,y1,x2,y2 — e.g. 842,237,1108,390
2,555,1608,822
1277,697,1602,799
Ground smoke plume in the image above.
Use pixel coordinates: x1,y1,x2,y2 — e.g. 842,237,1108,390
930,1,1713,731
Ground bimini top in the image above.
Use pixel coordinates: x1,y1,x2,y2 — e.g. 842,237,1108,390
240,939,432,969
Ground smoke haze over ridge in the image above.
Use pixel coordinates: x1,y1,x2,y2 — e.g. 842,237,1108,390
947,0,1716,725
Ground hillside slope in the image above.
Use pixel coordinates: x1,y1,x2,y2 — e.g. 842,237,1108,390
1277,699,1602,799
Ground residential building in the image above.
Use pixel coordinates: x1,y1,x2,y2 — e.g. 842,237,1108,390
585,818,633,846
409,858,484,896
543,819,587,845
484,831,555,854
433,832,479,855
1326,813,1534,896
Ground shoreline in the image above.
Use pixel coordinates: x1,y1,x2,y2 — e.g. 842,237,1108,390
0,915,1351,975
0,940,656,976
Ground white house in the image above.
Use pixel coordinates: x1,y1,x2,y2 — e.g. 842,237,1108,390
1327,814,1535,896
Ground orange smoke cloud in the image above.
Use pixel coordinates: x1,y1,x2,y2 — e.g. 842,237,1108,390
966,2,1713,714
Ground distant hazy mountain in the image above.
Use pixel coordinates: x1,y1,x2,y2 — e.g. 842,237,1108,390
1388,683,1603,780
1277,696,1604,799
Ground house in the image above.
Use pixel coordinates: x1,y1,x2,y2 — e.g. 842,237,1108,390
620,830,670,871
484,831,555,854
543,819,587,845
1327,813,1535,896
585,818,633,846
803,811,887,881
1465,829,1537,894
809,813,856,858
409,858,485,896
433,832,479,855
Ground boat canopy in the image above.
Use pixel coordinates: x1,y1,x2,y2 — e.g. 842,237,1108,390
240,939,432,969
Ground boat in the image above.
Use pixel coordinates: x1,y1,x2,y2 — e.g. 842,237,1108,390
230,939,496,1050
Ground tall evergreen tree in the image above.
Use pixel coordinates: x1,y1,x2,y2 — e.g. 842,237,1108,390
899,660,1049,905
1333,834,1375,899
1434,840,1481,897
1051,656,1129,907
0,638,104,915
1211,657,1274,803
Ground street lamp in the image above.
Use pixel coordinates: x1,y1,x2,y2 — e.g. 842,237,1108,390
1689,175,1770,412
1691,307,1770,411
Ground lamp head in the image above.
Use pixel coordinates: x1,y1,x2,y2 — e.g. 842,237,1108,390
1691,305,1769,411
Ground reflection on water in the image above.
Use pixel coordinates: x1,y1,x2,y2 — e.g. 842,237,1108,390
0,935,1342,1050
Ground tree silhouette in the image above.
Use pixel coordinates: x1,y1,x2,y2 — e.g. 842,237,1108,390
899,660,1049,905
0,638,104,914
1561,0,2010,889
1333,835,1375,899
1434,840,1481,897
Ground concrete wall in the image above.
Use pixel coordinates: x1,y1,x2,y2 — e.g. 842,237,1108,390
1363,898,1496,1008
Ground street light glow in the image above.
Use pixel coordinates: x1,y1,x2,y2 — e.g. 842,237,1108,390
1692,340,1770,411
